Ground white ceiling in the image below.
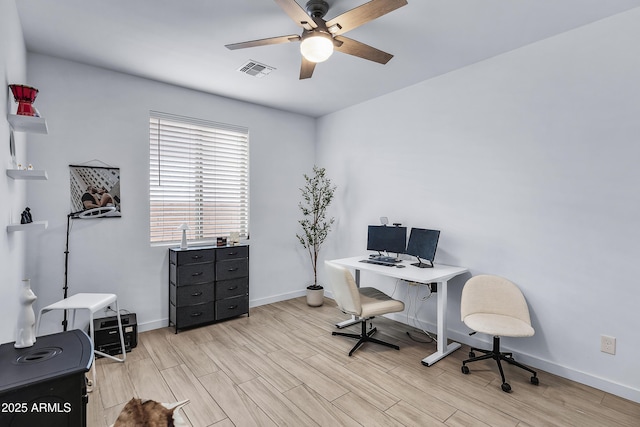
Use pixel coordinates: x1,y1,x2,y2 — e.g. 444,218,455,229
15,0,640,117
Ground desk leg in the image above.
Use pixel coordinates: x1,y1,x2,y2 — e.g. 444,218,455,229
335,268,362,329
421,279,461,366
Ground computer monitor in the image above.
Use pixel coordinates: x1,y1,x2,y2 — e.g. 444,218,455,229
366,225,407,257
405,228,440,268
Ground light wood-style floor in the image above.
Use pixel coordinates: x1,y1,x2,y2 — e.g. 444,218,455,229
89,297,640,426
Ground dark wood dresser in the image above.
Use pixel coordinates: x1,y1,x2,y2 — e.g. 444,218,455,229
169,244,249,332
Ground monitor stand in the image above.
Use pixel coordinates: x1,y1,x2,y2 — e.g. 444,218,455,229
411,257,434,268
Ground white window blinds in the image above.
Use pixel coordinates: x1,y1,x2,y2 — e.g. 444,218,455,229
149,112,249,245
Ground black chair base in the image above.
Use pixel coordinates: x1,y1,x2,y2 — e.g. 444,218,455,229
461,336,539,392
333,318,400,356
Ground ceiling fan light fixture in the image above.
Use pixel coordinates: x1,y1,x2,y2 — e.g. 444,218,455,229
300,32,334,63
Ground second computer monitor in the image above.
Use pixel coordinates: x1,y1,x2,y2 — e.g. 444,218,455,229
406,228,440,268
367,225,407,255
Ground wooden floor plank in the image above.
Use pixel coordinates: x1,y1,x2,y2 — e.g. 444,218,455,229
160,364,227,427
126,357,176,403
346,358,457,422
384,400,446,426
201,340,260,385
239,377,319,426
167,332,220,378
267,348,349,401
232,345,302,393
199,370,277,427
139,328,182,371
96,360,136,410
283,384,362,427
307,352,400,411
331,391,406,427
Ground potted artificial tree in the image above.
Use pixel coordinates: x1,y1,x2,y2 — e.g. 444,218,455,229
296,165,336,307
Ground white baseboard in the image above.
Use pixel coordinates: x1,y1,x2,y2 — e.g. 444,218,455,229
249,290,307,307
137,318,169,333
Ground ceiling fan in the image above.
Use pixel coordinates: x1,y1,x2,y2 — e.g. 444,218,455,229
225,0,408,79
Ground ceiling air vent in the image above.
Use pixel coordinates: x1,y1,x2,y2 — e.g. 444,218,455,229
238,60,275,78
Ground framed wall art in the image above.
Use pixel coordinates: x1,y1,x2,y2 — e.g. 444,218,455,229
69,164,121,218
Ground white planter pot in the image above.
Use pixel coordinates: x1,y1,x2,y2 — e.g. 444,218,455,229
306,286,324,307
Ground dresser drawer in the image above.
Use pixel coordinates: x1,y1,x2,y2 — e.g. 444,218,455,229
216,277,248,300
215,295,248,320
174,302,215,328
216,258,248,281
216,246,248,261
171,283,214,307
174,262,215,286
172,248,216,266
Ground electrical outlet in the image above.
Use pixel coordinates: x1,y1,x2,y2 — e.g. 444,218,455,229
600,335,616,355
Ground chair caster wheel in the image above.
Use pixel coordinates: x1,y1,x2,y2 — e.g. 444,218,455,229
531,376,539,385
501,383,512,392
468,351,475,358
461,365,470,374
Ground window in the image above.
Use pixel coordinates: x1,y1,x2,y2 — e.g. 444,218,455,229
149,112,249,245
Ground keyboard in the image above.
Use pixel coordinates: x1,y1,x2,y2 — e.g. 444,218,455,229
359,259,395,267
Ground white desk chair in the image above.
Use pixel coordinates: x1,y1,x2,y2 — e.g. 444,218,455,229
36,293,127,389
325,261,405,356
460,275,538,392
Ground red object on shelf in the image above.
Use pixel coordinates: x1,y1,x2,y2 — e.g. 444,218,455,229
9,84,39,116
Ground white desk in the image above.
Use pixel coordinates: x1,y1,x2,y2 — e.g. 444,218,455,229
329,256,468,366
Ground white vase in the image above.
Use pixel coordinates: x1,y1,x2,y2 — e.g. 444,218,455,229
15,279,37,348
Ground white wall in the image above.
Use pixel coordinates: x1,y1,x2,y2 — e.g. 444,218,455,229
317,9,640,402
25,54,316,334
0,0,28,344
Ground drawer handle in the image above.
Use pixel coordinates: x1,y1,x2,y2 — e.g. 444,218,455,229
191,255,203,260
227,268,238,272
228,305,238,310
190,312,203,317
191,272,203,277
227,285,238,291
191,291,203,297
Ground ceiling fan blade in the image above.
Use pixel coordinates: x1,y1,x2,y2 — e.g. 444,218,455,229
274,0,317,30
299,57,316,79
326,0,407,35
225,35,301,50
334,36,393,64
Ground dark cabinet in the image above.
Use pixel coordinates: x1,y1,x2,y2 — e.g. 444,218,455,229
0,330,92,427
169,245,249,332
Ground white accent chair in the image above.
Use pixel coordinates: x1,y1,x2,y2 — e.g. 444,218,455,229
460,275,538,392
36,293,127,389
325,261,405,356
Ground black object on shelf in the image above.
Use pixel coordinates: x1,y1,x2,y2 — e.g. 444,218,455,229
0,329,93,427
20,207,33,224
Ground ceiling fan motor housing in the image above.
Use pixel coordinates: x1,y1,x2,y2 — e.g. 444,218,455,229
306,0,329,18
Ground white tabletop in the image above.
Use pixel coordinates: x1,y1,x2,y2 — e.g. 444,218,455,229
329,256,468,284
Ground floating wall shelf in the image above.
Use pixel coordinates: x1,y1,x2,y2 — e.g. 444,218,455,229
7,221,48,233
6,169,48,180
7,114,48,134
